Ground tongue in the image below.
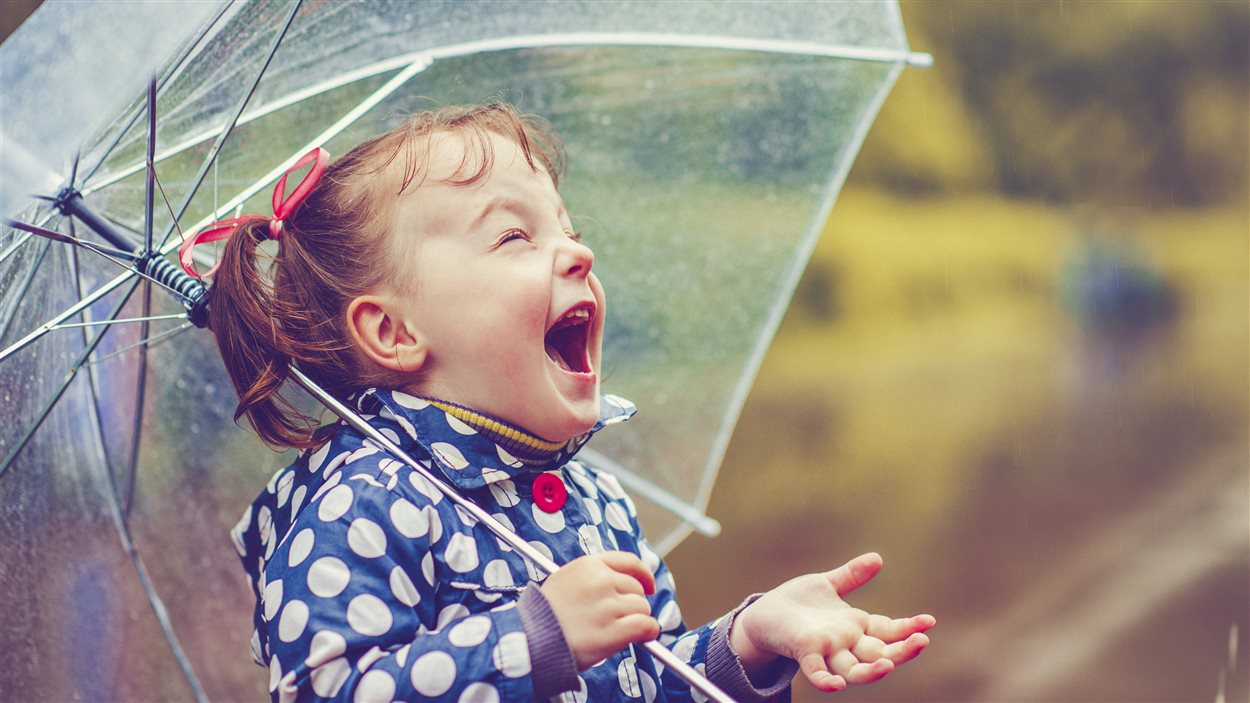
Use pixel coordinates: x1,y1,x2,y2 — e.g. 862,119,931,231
546,341,573,372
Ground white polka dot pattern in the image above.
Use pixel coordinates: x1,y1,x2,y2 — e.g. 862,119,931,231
354,669,396,703
390,566,420,607
317,484,353,522
492,631,531,678
233,389,729,703
306,556,351,598
346,518,387,558
447,616,492,647
306,629,347,667
346,593,393,636
411,651,457,696
459,682,499,703
277,600,308,642
310,656,350,697
389,498,429,538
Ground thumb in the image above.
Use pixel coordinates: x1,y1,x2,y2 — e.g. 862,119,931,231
824,552,883,596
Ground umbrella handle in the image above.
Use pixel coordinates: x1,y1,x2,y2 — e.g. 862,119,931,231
288,367,741,703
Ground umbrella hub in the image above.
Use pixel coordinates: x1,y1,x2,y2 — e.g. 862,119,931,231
137,252,211,328
50,187,211,328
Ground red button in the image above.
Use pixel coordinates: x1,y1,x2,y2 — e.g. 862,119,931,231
532,473,567,513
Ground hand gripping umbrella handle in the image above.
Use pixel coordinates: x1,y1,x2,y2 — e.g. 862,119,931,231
288,368,741,703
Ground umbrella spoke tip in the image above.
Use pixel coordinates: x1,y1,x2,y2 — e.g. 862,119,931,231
907,51,934,68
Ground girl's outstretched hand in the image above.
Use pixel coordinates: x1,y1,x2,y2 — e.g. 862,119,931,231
730,553,935,693
540,551,662,669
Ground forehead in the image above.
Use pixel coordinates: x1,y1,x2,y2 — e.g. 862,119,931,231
395,132,561,233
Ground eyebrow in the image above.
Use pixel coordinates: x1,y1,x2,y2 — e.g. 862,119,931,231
469,196,569,231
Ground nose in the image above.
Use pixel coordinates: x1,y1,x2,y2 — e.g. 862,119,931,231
557,237,594,279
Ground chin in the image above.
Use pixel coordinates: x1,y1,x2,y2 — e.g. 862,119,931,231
541,396,601,442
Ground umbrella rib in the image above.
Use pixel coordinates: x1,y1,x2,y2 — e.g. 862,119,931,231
123,279,152,516
578,447,721,537
153,0,307,255
144,78,158,254
85,322,193,367
80,57,418,195
0,231,35,265
0,238,53,344
109,503,211,703
74,334,211,702
152,54,433,248
83,33,930,196
66,249,192,700
78,0,233,187
692,60,912,512
49,312,189,330
0,276,140,478
7,219,138,261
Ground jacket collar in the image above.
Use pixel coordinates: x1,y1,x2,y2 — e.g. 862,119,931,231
354,388,636,491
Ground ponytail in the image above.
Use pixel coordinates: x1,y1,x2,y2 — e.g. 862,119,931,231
209,218,322,448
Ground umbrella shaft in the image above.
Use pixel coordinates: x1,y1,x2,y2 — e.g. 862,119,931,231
287,367,739,703
56,190,137,253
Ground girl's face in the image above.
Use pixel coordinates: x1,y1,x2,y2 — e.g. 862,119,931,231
388,132,604,441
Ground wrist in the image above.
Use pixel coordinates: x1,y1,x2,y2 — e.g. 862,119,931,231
727,599,779,676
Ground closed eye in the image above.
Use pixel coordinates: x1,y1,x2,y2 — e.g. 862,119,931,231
495,228,531,246
566,229,583,243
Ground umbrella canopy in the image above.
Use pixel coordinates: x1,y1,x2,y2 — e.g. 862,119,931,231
0,1,928,699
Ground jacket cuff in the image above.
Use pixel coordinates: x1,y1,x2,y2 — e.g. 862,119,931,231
706,594,797,703
518,583,580,699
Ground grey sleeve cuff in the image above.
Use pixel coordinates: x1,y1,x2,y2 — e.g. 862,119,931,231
706,594,798,703
517,583,580,699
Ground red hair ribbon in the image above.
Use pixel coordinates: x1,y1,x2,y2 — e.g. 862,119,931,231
179,147,330,278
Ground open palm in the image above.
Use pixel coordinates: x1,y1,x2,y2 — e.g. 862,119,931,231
732,553,935,693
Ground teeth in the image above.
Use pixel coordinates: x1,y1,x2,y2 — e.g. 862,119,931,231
552,307,591,329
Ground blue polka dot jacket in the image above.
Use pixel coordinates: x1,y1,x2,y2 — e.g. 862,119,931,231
232,388,795,702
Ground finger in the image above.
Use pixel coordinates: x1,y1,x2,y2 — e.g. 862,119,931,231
880,632,930,666
829,649,861,679
615,593,652,618
612,571,646,597
600,551,657,595
615,613,661,644
823,553,883,597
799,652,846,692
829,647,896,686
865,613,936,642
843,658,894,686
850,635,885,662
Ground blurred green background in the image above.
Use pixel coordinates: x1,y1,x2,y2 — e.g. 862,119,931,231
664,2,1248,701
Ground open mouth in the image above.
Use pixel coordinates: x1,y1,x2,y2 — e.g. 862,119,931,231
545,303,594,375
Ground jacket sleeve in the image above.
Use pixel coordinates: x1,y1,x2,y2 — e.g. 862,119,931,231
599,472,796,703
259,466,545,703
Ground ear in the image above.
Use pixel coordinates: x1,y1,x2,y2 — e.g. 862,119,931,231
346,293,428,374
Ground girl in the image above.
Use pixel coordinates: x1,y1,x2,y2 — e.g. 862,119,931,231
200,104,934,702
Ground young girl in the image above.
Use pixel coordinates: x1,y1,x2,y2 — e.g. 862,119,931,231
203,104,934,702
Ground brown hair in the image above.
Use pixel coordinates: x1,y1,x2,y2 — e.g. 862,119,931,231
208,103,566,449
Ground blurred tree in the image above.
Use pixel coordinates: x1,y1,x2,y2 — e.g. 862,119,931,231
860,0,1250,206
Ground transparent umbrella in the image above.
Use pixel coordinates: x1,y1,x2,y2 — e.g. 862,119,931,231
0,1,929,699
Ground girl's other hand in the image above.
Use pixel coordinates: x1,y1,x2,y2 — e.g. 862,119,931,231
540,551,661,669
731,553,935,693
